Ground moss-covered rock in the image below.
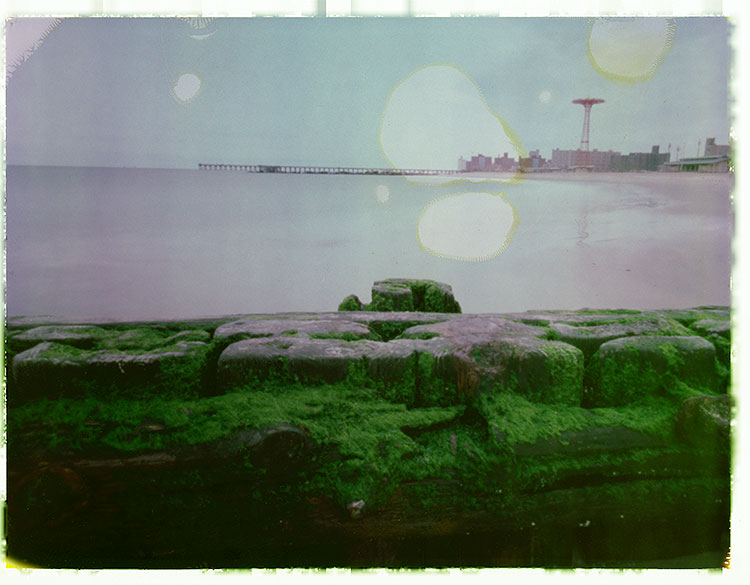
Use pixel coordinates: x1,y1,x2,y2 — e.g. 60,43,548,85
691,319,731,339
337,294,363,311
339,278,462,313
12,339,212,403
5,305,732,568
586,336,719,407
469,338,584,405
548,317,693,360
689,318,731,374
371,279,416,311
12,325,113,349
364,338,461,407
676,394,732,452
216,337,380,386
403,315,545,341
214,317,373,342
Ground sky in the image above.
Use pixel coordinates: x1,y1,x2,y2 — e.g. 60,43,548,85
5,16,732,169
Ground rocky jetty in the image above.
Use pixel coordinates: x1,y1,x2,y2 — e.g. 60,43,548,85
5,283,731,568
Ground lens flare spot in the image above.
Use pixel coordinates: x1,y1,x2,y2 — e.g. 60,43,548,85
171,73,202,103
375,184,390,203
417,192,518,262
538,89,552,103
588,18,675,83
380,64,523,185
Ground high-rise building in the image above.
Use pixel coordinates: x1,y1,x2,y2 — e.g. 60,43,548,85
519,150,546,171
493,152,515,172
704,137,730,157
610,146,669,171
551,148,618,171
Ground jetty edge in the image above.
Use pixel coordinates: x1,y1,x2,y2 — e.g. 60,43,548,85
5,280,731,568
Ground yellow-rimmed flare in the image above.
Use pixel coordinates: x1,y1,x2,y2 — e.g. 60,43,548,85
588,18,675,84
379,64,525,186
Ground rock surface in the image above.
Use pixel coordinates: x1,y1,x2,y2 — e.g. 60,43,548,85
12,339,210,403
548,316,692,359
676,394,732,451
586,335,719,406
5,285,732,568
340,278,462,313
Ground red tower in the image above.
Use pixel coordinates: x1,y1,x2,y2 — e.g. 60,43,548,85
572,98,605,168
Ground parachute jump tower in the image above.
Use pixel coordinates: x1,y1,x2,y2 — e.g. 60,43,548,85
572,98,605,168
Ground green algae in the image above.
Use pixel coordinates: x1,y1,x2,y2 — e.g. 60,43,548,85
368,320,435,342
7,311,733,521
470,341,583,405
340,279,461,314
399,331,441,340
309,331,369,342
586,338,721,407
337,295,362,312
478,391,679,447
411,279,462,313
29,339,218,401
8,376,464,508
7,354,728,518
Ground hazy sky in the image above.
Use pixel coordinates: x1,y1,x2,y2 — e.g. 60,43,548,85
6,16,731,169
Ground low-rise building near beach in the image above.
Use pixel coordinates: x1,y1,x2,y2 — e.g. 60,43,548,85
660,155,730,173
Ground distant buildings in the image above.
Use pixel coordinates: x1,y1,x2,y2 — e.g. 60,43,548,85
704,137,730,157
611,145,670,172
660,138,730,173
458,138,729,174
493,153,515,172
661,155,730,173
459,152,517,172
519,150,546,171
551,148,619,171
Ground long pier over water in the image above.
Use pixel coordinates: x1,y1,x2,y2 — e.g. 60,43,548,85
198,163,462,176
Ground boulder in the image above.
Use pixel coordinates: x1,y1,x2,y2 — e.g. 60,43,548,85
216,337,383,386
549,317,692,360
364,337,461,407
338,294,363,312
12,325,111,349
465,338,584,405
217,334,461,407
370,279,418,312
343,312,454,326
11,340,211,403
402,315,545,343
587,336,718,407
656,307,730,327
676,395,732,452
502,310,644,327
691,319,731,340
214,317,373,342
339,278,462,313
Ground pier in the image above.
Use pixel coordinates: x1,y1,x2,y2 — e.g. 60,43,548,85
198,163,462,175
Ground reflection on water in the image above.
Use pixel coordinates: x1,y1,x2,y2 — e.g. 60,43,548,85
6,166,732,320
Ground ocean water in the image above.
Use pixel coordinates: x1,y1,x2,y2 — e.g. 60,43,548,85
5,165,732,320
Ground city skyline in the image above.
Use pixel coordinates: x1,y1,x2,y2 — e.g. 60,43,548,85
458,134,730,167
6,17,730,169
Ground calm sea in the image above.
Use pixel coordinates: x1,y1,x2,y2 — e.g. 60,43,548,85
5,165,732,321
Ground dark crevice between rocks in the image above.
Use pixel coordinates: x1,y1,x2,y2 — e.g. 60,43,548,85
399,406,473,439
200,336,236,397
